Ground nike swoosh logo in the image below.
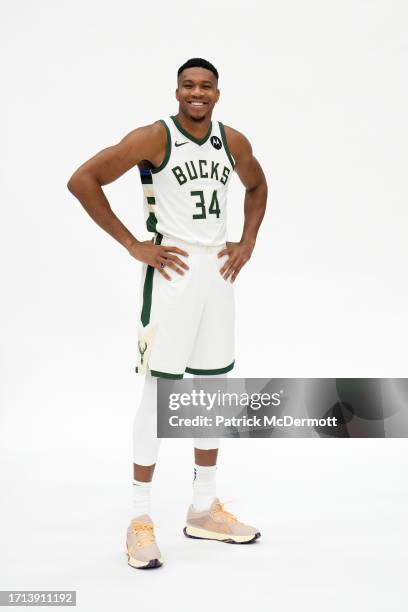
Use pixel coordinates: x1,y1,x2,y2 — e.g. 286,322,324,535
175,141,189,147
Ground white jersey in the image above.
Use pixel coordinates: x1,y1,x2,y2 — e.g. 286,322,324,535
139,115,235,246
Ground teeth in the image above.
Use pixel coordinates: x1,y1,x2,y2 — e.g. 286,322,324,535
190,102,205,105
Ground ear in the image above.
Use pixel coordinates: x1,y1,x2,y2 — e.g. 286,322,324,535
175,88,179,101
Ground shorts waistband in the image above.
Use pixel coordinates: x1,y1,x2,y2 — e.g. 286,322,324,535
157,233,226,252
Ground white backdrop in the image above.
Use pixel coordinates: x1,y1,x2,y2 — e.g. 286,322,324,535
2,1,408,610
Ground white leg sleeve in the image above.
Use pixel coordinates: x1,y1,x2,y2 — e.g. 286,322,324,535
133,372,227,463
133,374,162,466
193,372,227,451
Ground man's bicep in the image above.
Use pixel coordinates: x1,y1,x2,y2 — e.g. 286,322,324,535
71,124,162,186
226,127,266,191
234,141,266,191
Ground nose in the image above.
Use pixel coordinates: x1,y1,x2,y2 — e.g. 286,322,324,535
191,85,203,97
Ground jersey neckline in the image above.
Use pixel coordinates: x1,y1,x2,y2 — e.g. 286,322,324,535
170,115,212,146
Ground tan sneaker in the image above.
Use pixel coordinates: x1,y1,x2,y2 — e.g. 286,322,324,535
184,498,261,544
126,514,163,569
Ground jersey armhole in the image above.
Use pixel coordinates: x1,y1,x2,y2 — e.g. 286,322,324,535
151,119,171,174
218,121,235,170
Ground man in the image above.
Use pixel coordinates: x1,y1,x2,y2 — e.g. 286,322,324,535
68,58,267,569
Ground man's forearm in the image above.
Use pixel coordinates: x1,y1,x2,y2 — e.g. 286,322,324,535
68,175,138,251
240,181,267,246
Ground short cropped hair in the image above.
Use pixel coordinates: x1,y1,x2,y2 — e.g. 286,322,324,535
177,58,219,81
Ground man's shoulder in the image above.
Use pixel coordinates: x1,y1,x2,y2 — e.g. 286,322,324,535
125,120,167,151
139,120,167,137
222,124,248,142
221,124,252,160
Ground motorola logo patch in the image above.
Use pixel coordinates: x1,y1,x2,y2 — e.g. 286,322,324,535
210,136,222,150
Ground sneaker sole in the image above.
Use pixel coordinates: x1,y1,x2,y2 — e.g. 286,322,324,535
183,525,261,544
126,551,163,569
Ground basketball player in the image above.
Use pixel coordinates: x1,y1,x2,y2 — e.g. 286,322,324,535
67,58,267,569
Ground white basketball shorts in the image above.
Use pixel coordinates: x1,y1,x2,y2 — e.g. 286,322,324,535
135,233,235,379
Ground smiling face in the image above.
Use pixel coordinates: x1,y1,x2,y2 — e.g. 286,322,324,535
176,67,220,122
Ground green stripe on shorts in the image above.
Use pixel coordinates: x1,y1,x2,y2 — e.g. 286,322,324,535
150,369,184,379
185,361,235,375
140,233,163,327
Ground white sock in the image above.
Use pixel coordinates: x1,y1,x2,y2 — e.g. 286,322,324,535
192,464,217,511
132,479,151,518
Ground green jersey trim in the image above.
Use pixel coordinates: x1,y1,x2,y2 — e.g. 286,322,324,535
218,122,235,169
146,212,157,233
151,120,171,174
171,115,212,146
